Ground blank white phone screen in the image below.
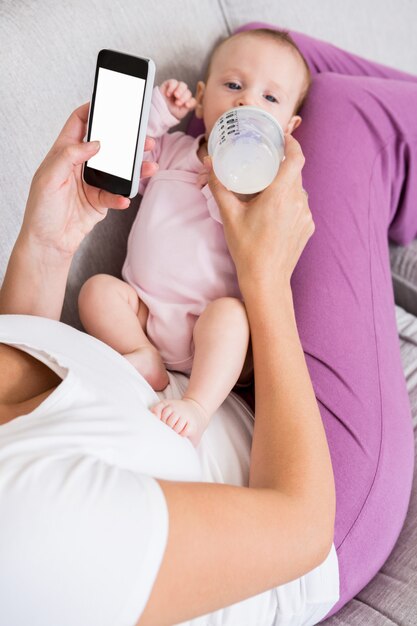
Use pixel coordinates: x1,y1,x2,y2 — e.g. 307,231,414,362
87,68,145,180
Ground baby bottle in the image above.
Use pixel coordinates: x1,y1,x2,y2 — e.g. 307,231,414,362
207,106,285,195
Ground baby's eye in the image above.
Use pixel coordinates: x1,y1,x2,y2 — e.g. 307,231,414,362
264,94,278,103
225,82,241,90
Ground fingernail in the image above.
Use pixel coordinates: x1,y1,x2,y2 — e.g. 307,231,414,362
88,140,100,150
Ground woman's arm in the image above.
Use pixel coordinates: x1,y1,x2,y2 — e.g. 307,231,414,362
246,282,335,515
1,102,334,626
140,285,335,626
0,102,158,319
0,236,73,319
138,138,336,626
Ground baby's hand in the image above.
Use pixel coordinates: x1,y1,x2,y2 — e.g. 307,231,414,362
160,79,197,120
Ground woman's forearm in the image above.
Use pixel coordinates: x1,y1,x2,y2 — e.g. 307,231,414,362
243,280,336,542
0,235,73,320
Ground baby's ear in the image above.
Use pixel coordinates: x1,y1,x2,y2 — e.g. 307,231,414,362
194,81,206,119
286,115,302,134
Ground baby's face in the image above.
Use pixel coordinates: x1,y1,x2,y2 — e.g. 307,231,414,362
195,35,307,139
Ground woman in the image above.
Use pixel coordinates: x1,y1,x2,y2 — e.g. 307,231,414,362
0,100,336,626
1,23,416,625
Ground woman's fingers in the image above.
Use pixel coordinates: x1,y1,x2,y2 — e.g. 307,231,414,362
84,184,131,211
206,134,305,215
49,119,156,191
97,190,131,210
143,136,156,152
204,156,240,224
140,160,158,179
53,101,157,155
265,134,305,197
38,141,100,189
281,133,305,172
39,100,158,207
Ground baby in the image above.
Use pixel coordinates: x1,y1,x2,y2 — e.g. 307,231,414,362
78,28,311,447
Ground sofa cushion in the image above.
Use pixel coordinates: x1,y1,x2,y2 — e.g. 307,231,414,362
322,304,417,624
390,240,417,320
0,0,230,330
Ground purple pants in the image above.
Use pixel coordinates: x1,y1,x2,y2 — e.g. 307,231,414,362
188,23,417,620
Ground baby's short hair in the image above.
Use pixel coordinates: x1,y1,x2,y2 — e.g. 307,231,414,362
204,28,312,114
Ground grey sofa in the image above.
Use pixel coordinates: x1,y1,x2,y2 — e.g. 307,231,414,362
1,1,416,623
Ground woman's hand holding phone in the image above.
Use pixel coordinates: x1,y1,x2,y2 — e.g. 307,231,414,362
19,101,159,259
0,100,161,319
83,50,155,198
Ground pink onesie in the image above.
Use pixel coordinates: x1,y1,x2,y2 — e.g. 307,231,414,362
121,87,242,374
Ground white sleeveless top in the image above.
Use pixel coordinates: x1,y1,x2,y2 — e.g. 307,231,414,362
0,315,339,626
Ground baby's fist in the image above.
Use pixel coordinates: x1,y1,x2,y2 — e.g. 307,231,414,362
160,79,197,120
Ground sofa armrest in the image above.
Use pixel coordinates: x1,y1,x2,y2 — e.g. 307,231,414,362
390,240,417,318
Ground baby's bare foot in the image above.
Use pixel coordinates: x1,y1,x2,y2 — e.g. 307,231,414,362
124,345,169,391
150,396,210,447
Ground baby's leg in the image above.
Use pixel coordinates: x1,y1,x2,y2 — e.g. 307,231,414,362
78,274,169,391
150,297,250,447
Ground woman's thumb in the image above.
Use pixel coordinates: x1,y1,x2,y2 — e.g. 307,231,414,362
203,156,238,220
65,140,100,164
48,140,100,185
79,140,101,162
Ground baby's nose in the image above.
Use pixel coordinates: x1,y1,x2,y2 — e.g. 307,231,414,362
235,92,255,107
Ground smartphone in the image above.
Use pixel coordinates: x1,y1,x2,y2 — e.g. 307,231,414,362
83,49,155,198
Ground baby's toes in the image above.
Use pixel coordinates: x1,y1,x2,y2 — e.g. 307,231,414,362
165,410,181,428
160,403,176,424
173,415,188,434
150,400,170,420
